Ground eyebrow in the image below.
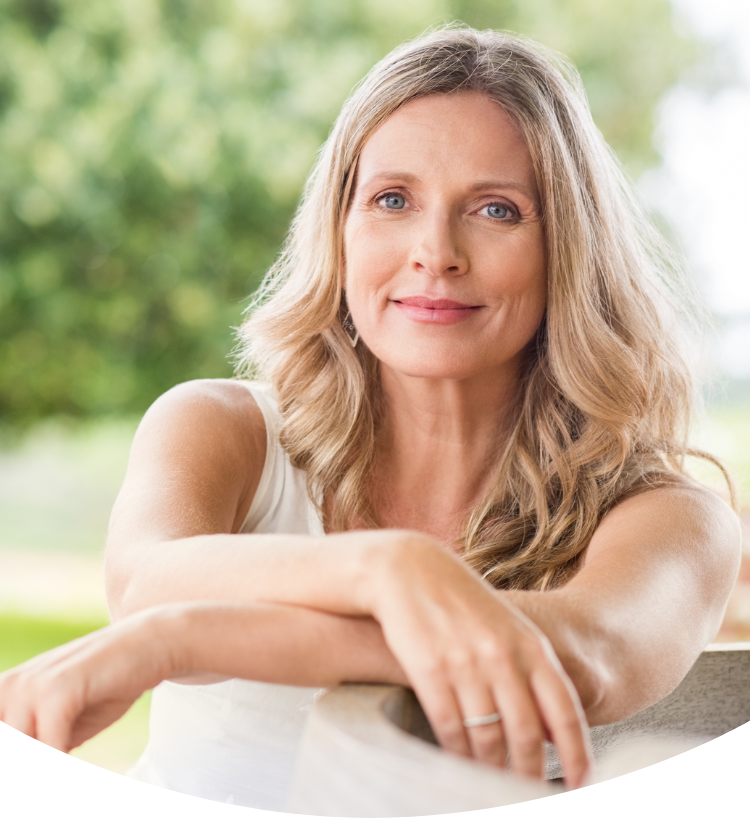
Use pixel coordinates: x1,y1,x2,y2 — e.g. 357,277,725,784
357,171,539,202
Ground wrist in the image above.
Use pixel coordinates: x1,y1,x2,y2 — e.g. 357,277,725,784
356,530,437,618
135,603,197,682
349,533,390,616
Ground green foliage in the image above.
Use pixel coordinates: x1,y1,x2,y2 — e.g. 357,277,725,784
0,0,696,425
0,611,106,671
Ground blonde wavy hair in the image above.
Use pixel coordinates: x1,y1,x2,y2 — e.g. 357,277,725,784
237,26,726,590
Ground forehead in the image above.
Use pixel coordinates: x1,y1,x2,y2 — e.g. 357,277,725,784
356,92,537,194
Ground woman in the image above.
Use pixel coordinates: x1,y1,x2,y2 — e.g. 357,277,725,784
0,27,740,811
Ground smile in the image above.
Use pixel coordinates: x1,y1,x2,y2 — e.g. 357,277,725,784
392,297,482,325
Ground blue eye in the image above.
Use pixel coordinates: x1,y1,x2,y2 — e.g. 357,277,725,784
484,203,510,219
379,193,406,210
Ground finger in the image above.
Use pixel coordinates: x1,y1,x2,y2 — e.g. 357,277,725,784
413,677,471,758
35,695,75,753
465,718,508,768
530,665,591,789
493,674,545,780
69,698,139,749
454,683,507,767
1,703,36,740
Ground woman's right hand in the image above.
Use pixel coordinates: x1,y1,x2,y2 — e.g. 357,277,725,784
362,532,592,788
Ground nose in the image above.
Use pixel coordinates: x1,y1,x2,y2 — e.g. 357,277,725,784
408,210,469,277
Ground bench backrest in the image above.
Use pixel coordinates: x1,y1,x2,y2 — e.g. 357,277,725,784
288,643,749,816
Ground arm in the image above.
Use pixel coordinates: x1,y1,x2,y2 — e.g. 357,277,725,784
503,484,741,725
337,483,739,791
161,601,408,688
105,379,396,620
104,381,738,788
0,602,406,754
103,381,591,785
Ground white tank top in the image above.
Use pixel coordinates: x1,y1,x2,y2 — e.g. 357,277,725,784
127,382,325,810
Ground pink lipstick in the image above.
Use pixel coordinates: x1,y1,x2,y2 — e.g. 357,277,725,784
392,296,481,324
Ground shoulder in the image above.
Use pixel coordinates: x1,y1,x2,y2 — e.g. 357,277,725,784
588,481,741,587
600,480,740,543
137,379,266,451
129,379,268,499
145,377,264,419
110,379,271,543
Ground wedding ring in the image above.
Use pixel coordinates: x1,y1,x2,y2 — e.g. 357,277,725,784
462,712,502,728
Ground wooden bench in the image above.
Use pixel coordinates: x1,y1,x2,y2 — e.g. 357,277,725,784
288,642,749,816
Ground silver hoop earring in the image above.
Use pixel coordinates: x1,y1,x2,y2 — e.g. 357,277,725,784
342,310,359,348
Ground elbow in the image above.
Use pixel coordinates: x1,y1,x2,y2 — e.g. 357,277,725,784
548,611,620,724
107,587,134,622
568,619,663,726
559,641,610,720
105,579,130,622
104,549,144,621
105,529,167,621
107,575,150,622
104,565,126,621
578,634,702,727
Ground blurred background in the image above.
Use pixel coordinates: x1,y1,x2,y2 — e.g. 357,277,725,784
0,0,748,775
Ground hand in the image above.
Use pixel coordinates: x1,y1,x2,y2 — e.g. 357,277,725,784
367,533,592,788
0,609,174,753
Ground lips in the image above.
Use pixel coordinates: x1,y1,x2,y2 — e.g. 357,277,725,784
394,297,476,310
392,296,481,324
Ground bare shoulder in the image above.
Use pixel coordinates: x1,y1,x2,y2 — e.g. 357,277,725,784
140,377,264,427
597,481,740,546
585,480,741,587
135,378,266,452
111,379,268,542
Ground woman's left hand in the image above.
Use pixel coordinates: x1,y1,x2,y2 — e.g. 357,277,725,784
0,610,173,753
364,532,592,788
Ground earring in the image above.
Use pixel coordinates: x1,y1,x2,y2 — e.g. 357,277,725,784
342,310,359,348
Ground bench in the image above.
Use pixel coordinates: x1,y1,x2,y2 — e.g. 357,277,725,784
288,642,749,816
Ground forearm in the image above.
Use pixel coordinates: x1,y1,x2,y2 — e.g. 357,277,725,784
502,589,611,722
156,600,408,687
0,599,406,755
502,489,741,727
107,531,387,621
504,582,704,726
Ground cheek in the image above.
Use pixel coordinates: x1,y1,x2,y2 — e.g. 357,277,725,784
478,235,547,353
481,231,547,304
343,219,404,300
517,263,548,339
525,253,548,316
531,251,548,324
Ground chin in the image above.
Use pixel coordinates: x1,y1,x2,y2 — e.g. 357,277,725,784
375,348,489,382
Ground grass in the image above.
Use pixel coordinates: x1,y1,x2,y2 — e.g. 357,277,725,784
0,612,151,775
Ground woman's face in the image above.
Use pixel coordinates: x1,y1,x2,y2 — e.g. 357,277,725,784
343,92,547,384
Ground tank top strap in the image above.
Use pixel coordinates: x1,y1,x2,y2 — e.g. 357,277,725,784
235,381,323,537
236,381,285,532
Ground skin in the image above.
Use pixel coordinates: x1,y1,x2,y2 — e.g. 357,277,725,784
344,93,546,542
0,94,741,790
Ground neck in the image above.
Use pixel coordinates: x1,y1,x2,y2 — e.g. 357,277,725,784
370,362,521,544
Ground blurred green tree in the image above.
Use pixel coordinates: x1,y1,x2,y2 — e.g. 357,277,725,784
0,0,695,425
